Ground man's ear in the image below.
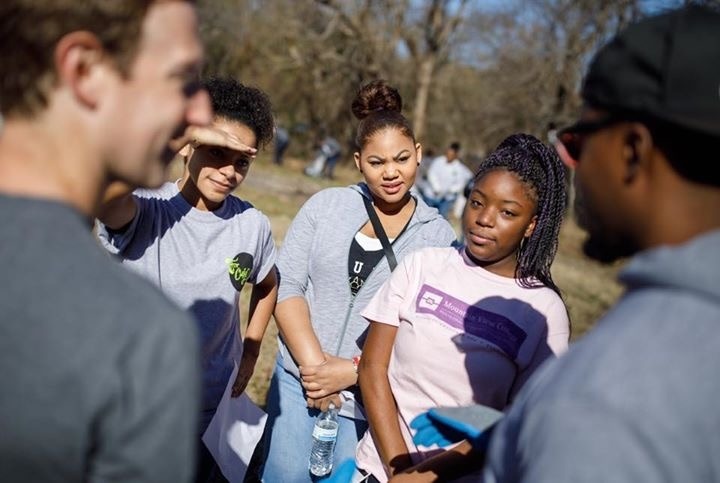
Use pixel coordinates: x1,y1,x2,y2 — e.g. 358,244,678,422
623,123,654,184
179,144,193,160
54,31,108,110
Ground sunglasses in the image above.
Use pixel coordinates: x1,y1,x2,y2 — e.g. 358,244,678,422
557,116,623,166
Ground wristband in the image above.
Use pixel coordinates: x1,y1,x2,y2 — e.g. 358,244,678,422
351,355,361,373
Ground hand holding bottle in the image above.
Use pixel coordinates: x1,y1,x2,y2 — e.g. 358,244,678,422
309,403,339,477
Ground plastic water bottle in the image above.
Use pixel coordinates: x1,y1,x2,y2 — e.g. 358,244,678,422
308,403,339,476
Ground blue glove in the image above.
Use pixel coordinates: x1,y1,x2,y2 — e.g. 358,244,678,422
322,458,356,483
411,405,504,450
411,410,467,447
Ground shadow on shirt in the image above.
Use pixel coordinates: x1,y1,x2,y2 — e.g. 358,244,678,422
107,192,250,261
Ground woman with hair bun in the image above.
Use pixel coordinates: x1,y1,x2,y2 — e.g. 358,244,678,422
257,80,457,481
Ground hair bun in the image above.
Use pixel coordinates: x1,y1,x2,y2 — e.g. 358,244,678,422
351,79,402,120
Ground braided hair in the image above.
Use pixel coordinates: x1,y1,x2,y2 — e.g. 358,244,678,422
475,133,567,295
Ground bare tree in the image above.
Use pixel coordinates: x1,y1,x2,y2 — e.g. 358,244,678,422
445,0,640,151
196,0,677,160
402,0,470,139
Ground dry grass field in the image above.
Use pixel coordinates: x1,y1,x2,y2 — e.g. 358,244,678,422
229,155,625,408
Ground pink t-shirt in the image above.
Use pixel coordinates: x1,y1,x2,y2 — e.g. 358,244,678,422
355,246,569,480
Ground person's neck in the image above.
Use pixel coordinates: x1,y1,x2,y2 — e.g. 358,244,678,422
372,192,414,217
177,175,221,211
645,179,720,249
0,119,104,217
368,193,416,239
463,245,518,279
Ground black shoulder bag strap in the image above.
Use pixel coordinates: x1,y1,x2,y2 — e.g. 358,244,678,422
362,196,398,272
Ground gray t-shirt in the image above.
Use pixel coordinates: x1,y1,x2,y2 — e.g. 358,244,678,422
0,195,200,482
96,182,276,415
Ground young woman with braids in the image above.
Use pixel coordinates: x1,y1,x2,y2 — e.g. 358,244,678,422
256,80,456,482
354,133,570,482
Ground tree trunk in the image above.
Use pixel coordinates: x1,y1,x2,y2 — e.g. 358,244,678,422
413,55,436,140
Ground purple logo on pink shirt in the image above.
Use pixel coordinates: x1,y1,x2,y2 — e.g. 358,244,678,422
415,284,527,359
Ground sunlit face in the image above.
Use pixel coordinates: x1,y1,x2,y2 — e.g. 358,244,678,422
103,1,211,188
463,169,537,278
572,108,639,263
354,128,421,210
181,118,256,211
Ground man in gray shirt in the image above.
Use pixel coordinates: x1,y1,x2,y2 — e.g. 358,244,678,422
0,1,212,481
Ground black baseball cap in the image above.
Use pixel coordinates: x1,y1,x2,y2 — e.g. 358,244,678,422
581,5,720,137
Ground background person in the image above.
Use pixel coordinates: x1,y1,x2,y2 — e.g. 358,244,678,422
356,133,570,482
274,124,290,165
0,1,212,481
485,6,720,482
256,79,457,482
321,135,344,179
305,133,343,179
418,141,473,220
96,76,279,483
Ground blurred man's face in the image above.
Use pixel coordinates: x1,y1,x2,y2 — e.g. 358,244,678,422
102,1,212,188
571,107,640,263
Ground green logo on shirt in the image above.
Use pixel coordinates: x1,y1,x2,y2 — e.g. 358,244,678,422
226,252,254,291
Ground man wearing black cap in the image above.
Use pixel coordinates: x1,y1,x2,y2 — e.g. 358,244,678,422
483,5,720,482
